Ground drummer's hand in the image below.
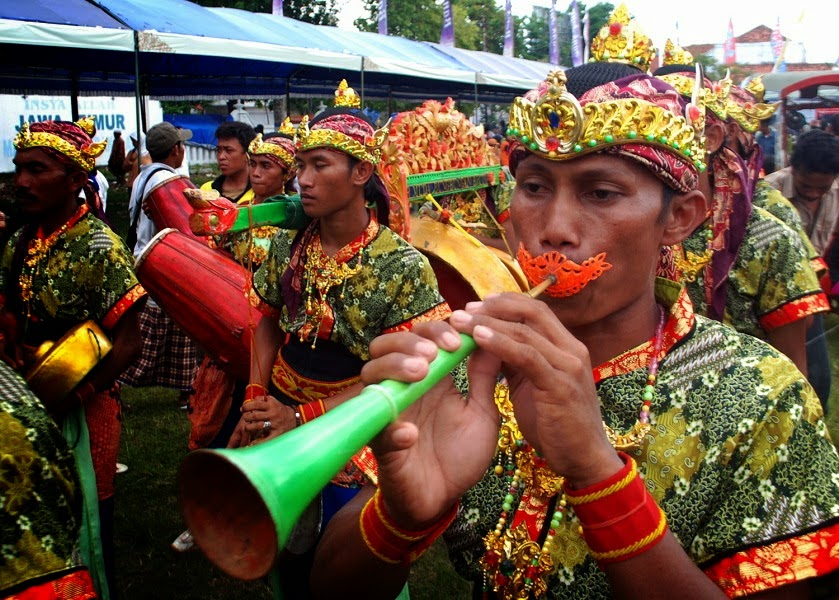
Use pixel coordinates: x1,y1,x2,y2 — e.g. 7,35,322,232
362,321,500,530
450,294,622,488
241,396,296,440
226,416,250,448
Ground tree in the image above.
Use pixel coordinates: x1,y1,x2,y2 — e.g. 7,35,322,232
355,0,442,42
190,0,338,25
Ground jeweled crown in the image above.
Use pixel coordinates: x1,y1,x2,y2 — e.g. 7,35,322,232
589,4,656,70
334,79,361,109
13,118,107,172
662,40,693,66
248,133,296,169
726,76,778,133
507,70,706,171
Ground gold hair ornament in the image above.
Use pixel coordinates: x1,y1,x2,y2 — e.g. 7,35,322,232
248,133,295,168
507,70,706,172
662,39,693,66
278,117,295,137
589,3,656,70
658,68,730,122
13,119,107,172
725,75,779,133
334,79,361,109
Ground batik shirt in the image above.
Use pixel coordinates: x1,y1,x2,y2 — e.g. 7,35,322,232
752,180,825,274
445,279,839,599
0,361,84,593
681,206,828,338
209,196,278,269
0,204,146,353
253,215,450,362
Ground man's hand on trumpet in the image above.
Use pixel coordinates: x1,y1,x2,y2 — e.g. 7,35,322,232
228,395,297,447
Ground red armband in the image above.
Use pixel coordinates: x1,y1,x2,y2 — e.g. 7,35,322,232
359,488,458,566
566,452,667,564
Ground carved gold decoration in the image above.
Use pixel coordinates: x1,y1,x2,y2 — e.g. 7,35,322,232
589,3,656,70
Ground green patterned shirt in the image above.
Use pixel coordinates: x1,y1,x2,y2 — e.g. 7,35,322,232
752,180,820,263
682,206,826,338
0,361,83,593
0,205,144,349
445,280,839,598
253,218,449,361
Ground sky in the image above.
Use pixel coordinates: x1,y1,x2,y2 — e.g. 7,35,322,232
336,0,837,64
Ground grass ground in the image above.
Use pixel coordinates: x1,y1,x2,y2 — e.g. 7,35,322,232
97,178,839,598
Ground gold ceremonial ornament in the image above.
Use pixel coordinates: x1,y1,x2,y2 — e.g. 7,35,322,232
13,119,107,172
658,66,730,123
589,3,656,70
725,77,779,133
507,70,706,172
333,79,361,109
662,39,693,66
248,133,296,169
278,117,295,136
26,320,112,405
295,115,389,165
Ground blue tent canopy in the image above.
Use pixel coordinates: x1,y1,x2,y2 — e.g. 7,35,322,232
0,0,559,102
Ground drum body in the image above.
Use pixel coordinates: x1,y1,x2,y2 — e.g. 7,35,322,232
145,176,204,242
135,228,259,381
410,219,527,310
26,320,112,406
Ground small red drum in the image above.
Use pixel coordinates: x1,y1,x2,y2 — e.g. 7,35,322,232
135,228,259,381
145,176,205,243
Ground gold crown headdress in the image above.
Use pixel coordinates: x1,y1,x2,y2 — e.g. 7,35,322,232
13,118,107,172
658,68,730,121
334,79,361,109
589,4,656,71
726,75,778,133
278,117,295,137
248,133,296,169
507,70,706,172
662,39,694,66
295,80,389,164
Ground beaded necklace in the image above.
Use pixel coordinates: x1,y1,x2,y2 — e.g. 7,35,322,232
481,304,666,599
301,231,364,348
19,204,88,318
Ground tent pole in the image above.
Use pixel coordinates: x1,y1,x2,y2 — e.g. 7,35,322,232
133,31,144,136
473,80,479,125
71,72,80,121
360,60,365,107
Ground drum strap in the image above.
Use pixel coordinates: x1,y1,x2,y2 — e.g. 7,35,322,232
127,166,172,250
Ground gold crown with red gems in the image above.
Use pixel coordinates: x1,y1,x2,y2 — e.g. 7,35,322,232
662,39,694,66
589,4,656,71
506,69,706,172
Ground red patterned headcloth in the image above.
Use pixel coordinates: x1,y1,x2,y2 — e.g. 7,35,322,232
13,117,107,172
507,71,705,193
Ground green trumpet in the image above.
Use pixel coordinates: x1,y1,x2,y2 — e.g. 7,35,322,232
177,333,477,581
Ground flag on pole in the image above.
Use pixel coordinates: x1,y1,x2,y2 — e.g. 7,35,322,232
503,0,514,57
378,0,388,35
583,8,590,63
272,0,282,16
549,0,559,65
570,0,583,67
723,18,736,65
770,17,786,72
441,0,455,47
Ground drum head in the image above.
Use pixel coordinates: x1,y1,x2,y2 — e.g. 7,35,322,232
410,219,526,311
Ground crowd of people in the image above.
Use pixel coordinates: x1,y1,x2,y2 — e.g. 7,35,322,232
2,4,839,600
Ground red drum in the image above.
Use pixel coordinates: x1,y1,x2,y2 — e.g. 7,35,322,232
145,176,205,243
135,228,259,381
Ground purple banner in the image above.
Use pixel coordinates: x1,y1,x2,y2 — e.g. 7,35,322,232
272,0,282,16
570,0,583,67
378,0,388,35
503,0,513,57
441,0,455,47
549,0,559,65
583,8,590,62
